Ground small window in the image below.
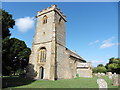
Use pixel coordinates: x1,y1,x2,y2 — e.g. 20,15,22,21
43,15,48,24
43,32,45,35
59,17,62,22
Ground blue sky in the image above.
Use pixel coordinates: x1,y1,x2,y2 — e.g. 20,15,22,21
2,2,118,67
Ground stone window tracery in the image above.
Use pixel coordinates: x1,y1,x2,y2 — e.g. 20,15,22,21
40,47,46,62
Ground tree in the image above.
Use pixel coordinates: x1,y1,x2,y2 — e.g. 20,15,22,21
2,9,15,75
97,64,104,67
92,64,107,73
2,37,11,75
2,38,31,75
17,47,31,70
109,57,119,64
1,9,15,39
2,9,31,75
97,66,107,73
92,67,98,73
105,57,120,74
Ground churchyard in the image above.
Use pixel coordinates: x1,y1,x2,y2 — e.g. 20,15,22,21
2,73,119,89
2,3,119,89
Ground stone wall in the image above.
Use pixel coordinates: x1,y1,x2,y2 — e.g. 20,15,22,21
77,62,92,78
27,6,56,80
27,5,92,80
27,5,67,80
55,10,67,79
27,42,52,80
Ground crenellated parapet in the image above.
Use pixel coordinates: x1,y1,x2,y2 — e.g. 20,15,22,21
37,4,66,22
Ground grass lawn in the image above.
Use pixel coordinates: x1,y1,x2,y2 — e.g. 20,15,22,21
2,76,118,89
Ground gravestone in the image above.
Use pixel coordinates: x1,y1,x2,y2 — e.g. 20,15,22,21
98,72,101,78
101,73,105,76
113,73,116,77
112,74,119,86
94,73,98,76
109,75,113,79
97,78,108,90
107,72,112,76
107,72,113,79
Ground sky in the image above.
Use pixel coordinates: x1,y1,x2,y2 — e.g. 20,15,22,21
2,2,118,67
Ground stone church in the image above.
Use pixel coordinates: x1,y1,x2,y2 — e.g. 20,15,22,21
26,5,92,80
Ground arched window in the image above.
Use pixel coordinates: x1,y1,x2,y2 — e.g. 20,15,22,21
43,15,48,24
40,47,46,62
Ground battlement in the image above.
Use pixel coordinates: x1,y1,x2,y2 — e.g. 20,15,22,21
37,5,66,21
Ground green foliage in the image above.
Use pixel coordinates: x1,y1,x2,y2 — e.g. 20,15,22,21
92,67,98,73
108,63,118,69
2,9,31,76
2,37,31,75
109,57,120,64
97,66,107,73
93,58,120,74
97,64,104,67
2,37,11,75
76,73,79,78
1,9,15,39
92,66,107,73
105,57,120,74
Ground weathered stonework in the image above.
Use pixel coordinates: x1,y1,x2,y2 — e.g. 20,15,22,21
26,5,92,80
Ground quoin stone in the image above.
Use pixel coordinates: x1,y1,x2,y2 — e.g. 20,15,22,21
26,5,92,80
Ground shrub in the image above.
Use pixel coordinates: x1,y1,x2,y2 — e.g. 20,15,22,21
76,73,79,78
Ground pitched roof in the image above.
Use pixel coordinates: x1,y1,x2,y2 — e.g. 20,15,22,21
77,63,91,68
66,48,86,62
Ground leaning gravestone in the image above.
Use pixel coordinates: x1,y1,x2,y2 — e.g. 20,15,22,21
97,78,108,90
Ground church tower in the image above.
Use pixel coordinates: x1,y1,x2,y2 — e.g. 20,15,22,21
27,5,67,80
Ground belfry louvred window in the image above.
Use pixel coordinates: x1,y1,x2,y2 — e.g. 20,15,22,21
43,15,48,24
40,47,46,62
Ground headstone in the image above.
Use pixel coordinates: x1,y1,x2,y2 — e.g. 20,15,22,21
107,72,112,76
113,73,116,77
101,73,105,76
109,75,113,79
112,74,119,86
97,78,108,90
98,72,101,78
94,73,98,76
107,72,113,79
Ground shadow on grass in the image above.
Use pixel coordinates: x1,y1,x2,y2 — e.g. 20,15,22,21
2,76,36,88
2,63,37,89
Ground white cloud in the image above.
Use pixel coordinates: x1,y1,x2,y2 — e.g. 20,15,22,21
95,40,99,43
100,43,115,48
90,60,107,67
100,37,116,48
91,60,105,64
89,40,100,45
15,17,35,32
